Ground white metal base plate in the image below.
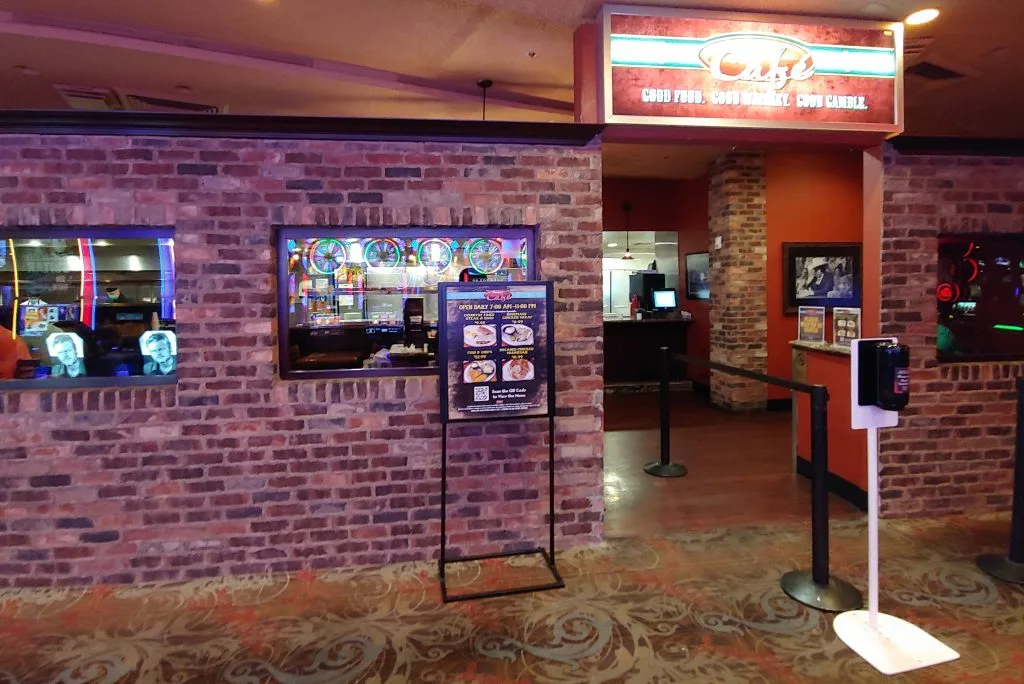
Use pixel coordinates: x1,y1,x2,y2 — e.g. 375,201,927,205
834,611,960,676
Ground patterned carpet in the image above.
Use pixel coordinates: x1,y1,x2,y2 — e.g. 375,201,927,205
1,516,1023,683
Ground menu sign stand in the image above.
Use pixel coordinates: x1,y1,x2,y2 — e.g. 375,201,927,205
436,280,563,602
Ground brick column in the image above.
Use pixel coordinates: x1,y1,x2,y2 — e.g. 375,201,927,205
708,152,768,410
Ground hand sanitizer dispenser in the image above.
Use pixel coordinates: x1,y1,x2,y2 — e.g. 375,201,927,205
857,340,910,411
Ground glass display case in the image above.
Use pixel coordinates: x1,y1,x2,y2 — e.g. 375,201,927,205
0,229,176,387
277,228,535,378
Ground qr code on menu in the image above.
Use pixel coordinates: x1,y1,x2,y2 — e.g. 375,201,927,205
473,386,489,402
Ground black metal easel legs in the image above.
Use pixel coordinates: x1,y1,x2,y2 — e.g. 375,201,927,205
781,387,862,612
977,377,1024,585
439,415,564,602
645,346,688,479
439,547,565,603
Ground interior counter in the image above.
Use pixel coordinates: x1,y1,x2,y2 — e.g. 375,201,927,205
791,340,867,509
604,317,689,384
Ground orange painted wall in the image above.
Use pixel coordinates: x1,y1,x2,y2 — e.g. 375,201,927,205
602,176,711,384
602,177,680,233
796,350,868,490
766,150,864,400
675,176,711,385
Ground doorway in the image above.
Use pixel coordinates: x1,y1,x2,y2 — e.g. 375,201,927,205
600,143,863,537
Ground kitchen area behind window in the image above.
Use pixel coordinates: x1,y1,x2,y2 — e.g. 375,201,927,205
278,229,534,378
602,231,679,317
601,229,689,386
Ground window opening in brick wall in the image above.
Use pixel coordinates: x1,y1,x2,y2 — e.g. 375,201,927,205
0,229,176,386
938,234,1024,362
277,227,535,379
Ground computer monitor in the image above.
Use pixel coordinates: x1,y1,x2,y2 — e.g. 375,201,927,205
652,288,677,310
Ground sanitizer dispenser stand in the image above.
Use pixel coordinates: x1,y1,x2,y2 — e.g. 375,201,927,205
833,338,960,676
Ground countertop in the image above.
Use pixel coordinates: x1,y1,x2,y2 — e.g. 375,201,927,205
603,317,691,324
789,340,852,357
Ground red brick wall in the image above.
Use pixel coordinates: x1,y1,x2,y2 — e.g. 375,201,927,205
708,152,768,410
0,134,604,587
880,149,1023,516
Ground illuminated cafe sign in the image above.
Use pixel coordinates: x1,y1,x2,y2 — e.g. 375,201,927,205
599,5,904,134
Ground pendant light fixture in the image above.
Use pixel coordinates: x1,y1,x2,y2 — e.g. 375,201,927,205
477,79,493,121
621,201,634,260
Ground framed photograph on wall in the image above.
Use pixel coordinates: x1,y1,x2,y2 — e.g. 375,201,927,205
685,252,710,300
782,242,862,314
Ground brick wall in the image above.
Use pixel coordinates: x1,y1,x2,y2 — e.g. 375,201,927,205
880,148,1023,516
0,133,604,587
708,152,768,410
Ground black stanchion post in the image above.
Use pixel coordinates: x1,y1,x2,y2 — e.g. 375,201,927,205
977,376,1024,584
644,346,687,478
811,386,830,587
781,386,863,612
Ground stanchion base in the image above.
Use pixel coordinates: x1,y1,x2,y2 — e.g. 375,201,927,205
834,610,960,675
977,554,1024,585
780,570,863,613
643,462,687,478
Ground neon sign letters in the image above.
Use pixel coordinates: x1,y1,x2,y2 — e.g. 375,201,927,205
697,34,815,90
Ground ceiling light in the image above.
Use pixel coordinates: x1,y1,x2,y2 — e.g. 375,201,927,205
26,239,42,247
128,255,142,272
905,8,940,25
93,239,111,247
607,243,618,248
14,65,40,76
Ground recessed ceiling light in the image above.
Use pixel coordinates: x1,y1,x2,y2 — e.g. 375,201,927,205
26,239,42,247
607,243,618,247
14,65,40,76
905,8,940,25
93,239,111,247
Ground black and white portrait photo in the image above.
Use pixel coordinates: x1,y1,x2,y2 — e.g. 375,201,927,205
783,243,862,313
794,256,855,300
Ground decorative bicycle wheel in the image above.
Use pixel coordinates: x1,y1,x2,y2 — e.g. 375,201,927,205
466,238,504,275
363,238,402,268
417,239,454,273
308,239,348,275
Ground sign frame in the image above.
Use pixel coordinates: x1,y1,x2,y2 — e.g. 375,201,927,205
435,279,563,603
798,306,827,344
598,4,905,135
437,280,556,424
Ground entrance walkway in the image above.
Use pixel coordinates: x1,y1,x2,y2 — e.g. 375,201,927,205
0,516,1017,682
604,392,861,536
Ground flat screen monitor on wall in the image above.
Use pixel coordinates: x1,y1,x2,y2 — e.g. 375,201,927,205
937,234,1024,362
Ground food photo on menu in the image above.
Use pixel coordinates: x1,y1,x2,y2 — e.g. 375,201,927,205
501,323,534,347
463,324,497,348
463,360,497,383
502,358,535,382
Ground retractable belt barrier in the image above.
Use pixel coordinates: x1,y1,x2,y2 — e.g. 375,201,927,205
977,376,1024,584
650,345,863,613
